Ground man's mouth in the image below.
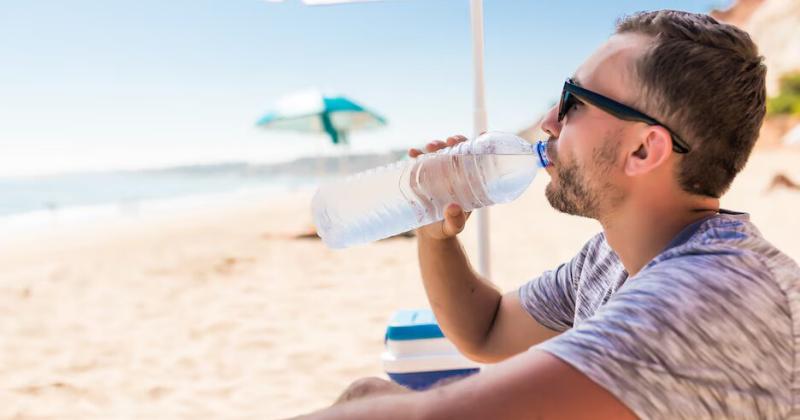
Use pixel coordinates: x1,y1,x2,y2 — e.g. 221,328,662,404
545,138,558,166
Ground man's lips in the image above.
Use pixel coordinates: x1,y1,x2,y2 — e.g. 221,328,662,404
544,138,558,171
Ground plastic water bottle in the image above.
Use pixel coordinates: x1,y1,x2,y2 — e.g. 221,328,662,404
312,131,551,248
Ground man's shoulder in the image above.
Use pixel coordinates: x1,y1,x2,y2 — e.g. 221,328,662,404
630,213,800,312
654,211,794,270
632,212,800,303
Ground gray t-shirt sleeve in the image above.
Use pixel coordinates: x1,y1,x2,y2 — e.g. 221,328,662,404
518,234,604,331
534,253,793,419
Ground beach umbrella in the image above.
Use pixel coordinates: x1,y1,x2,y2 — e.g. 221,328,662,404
267,0,494,278
256,89,387,146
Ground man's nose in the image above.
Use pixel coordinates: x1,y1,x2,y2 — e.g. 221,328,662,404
540,104,562,139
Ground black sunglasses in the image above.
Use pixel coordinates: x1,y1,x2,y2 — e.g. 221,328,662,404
558,78,691,154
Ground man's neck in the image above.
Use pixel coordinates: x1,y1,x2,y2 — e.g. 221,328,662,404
600,195,720,278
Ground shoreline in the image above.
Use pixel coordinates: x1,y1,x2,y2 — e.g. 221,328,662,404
0,185,316,250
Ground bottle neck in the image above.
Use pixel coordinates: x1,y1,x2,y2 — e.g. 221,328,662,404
534,140,551,168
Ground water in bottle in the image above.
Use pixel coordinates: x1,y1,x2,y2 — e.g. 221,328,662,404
312,132,551,248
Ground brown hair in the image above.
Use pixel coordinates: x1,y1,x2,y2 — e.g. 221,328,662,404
616,10,767,197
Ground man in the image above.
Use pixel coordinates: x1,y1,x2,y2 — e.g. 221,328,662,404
295,10,800,419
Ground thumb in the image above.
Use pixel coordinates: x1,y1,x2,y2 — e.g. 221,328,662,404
442,203,467,236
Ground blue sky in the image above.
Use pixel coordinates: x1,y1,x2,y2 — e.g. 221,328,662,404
0,0,730,177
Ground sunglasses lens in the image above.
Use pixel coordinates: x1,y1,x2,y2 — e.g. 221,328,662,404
558,91,572,122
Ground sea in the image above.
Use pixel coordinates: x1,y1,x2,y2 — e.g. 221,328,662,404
0,150,408,235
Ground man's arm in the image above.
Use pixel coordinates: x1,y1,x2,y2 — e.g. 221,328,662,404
295,349,636,420
418,233,558,362
412,136,559,362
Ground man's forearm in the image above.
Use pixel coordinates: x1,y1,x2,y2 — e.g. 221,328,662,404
417,234,502,356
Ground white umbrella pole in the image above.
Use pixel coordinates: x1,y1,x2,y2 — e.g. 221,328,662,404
470,0,490,279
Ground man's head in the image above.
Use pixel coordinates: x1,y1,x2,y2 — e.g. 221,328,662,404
541,10,766,219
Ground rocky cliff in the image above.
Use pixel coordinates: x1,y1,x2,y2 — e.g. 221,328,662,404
713,0,800,147
712,0,800,95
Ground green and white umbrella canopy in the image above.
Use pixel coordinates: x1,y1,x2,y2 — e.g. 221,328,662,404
256,90,387,145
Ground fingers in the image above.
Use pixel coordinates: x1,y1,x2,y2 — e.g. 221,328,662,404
415,202,474,240
442,203,468,237
408,148,423,158
409,135,468,158
425,140,446,153
445,134,467,146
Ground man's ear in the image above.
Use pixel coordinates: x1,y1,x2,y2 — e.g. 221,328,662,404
624,126,672,176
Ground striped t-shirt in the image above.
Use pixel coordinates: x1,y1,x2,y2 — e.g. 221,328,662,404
519,211,800,419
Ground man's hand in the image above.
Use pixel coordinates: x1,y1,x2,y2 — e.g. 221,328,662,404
409,134,558,364
333,377,410,405
408,135,472,240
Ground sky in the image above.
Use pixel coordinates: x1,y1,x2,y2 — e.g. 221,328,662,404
0,0,731,177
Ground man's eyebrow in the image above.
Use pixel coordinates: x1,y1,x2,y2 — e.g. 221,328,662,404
570,75,583,87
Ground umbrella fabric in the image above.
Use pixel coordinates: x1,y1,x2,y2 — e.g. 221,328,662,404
257,90,386,145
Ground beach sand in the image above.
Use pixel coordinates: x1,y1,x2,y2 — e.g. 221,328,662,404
1,148,799,419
